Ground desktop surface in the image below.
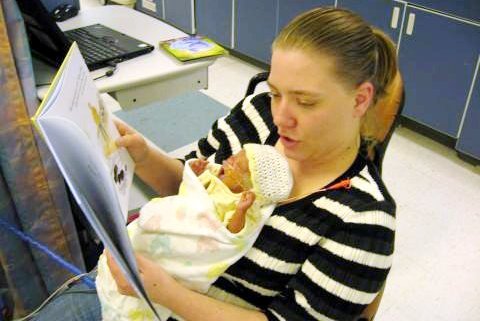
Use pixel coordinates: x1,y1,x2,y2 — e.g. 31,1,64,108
37,5,213,109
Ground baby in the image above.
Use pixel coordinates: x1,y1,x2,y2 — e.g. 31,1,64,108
96,143,293,321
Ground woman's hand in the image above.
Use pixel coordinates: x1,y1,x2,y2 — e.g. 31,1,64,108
105,250,177,304
113,119,150,165
105,251,267,321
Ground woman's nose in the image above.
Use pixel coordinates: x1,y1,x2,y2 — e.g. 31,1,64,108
273,99,296,128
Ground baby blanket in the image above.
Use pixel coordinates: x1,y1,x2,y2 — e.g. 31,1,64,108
96,159,275,321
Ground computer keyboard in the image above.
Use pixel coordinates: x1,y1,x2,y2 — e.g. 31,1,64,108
65,28,126,65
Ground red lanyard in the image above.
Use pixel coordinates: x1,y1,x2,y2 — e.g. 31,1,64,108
278,178,351,205
321,178,352,192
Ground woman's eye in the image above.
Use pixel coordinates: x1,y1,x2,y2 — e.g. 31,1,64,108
268,92,280,99
297,100,316,107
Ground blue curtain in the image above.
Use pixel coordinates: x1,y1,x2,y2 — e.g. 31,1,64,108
0,0,85,317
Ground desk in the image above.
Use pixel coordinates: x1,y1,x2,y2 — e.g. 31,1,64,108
37,5,212,109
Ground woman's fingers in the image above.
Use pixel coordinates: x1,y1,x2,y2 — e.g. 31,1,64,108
112,122,149,163
106,250,136,297
115,133,135,148
113,118,129,134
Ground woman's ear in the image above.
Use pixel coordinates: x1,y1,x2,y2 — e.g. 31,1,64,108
354,81,375,117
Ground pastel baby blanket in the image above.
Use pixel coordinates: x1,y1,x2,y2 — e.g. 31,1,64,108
96,159,276,321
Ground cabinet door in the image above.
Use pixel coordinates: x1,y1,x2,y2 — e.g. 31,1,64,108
40,0,79,11
408,0,480,23
399,7,480,137
278,0,335,32
456,55,480,160
164,0,194,34
196,0,232,47
136,0,164,20
235,0,277,64
336,0,404,44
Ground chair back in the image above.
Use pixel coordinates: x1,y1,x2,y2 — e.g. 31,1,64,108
245,72,269,97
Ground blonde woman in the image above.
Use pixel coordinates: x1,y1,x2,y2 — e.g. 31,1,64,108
34,7,397,321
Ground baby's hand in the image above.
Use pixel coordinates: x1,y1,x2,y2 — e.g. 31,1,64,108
227,191,256,233
238,191,256,212
190,159,209,176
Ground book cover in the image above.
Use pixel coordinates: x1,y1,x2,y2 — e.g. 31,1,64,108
160,35,228,62
31,42,161,320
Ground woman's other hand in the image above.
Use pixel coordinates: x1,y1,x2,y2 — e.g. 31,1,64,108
105,250,176,304
105,250,268,321
105,250,136,296
113,119,149,165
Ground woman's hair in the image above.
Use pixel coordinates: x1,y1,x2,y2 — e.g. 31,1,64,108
273,7,398,103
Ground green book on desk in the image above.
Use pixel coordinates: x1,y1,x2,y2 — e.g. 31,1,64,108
160,35,228,62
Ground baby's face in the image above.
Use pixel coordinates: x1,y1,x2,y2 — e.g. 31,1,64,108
219,150,252,193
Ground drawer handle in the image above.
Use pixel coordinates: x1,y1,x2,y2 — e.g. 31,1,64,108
390,6,400,29
406,13,416,35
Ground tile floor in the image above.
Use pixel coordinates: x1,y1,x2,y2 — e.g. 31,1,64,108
82,1,480,319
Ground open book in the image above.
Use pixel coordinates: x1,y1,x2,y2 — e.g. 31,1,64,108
31,43,161,320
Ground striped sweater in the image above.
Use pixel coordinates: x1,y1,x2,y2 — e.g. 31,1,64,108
174,93,396,321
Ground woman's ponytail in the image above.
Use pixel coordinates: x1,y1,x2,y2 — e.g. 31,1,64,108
372,28,398,101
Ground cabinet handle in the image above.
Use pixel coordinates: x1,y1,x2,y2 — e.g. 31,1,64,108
390,6,400,29
406,13,416,36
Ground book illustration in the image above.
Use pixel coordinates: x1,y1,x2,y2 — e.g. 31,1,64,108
160,35,228,62
170,37,214,52
89,102,117,157
112,161,128,192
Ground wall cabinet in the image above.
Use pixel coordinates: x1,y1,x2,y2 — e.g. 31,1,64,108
164,0,194,34
399,6,480,138
277,0,334,32
336,0,405,44
335,1,480,160
136,0,164,21
195,0,232,48
40,0,79,11
136,0,194,34
234,0,334,64
408,0,480,22
135,0,480,161
234,0,278,64
456,56,480,159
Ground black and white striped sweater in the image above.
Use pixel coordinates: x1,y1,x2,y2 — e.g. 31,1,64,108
175,93,396,321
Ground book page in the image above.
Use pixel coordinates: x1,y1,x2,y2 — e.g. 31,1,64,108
34,43,133,220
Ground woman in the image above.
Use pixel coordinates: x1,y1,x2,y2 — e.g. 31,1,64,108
34,7,397,321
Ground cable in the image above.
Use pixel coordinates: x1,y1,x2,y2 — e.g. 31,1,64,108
0,218,95,289
93,60,119,80
11,272,95,321
38,60,120,86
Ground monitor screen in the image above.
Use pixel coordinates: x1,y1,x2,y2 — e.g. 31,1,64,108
16,0,71,67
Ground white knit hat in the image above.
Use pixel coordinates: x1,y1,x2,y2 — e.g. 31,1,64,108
243,144,293,204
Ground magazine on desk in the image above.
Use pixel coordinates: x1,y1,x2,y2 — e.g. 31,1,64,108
31,42,161,319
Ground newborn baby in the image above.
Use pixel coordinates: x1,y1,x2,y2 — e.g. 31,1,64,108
96,143,293,321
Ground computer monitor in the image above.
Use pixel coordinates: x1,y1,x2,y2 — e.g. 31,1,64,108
16,0,72,68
